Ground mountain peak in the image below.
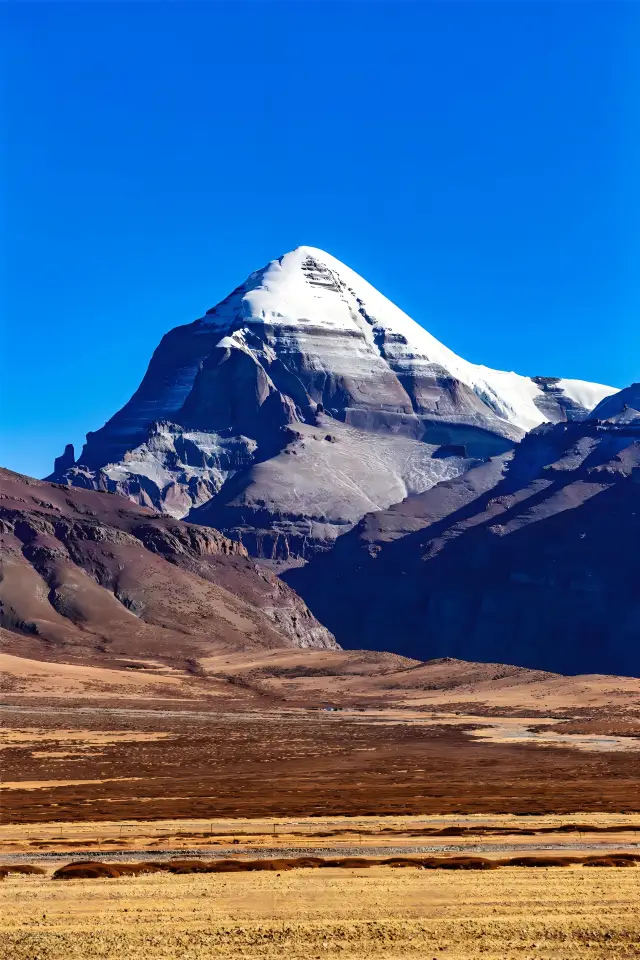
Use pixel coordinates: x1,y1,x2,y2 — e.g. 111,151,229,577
49,248,618,558
201,247,616,434
287,244,334,259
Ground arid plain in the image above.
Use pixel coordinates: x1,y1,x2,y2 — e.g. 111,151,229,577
2,641,640,958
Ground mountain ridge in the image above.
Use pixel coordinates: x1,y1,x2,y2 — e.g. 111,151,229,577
0,467,336,664
285,412,640,676
48,246,617,559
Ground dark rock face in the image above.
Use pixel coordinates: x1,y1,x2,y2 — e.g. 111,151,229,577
0,468,336,660
530,377,593,422
47,247,616,559
286,416,640,677
53,443,75,474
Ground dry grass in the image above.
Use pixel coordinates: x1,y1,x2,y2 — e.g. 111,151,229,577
0,652,190,699
1,866,639,958
3,708,640,823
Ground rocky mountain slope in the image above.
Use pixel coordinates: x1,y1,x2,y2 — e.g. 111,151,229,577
286,397,640,677
48,247,616,559
590,382,640,423
0,468,336,666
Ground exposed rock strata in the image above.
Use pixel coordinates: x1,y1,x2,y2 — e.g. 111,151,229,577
0,468,336,662
48,247,617,558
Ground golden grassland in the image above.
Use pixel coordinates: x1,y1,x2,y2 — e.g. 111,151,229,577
2,866,639,959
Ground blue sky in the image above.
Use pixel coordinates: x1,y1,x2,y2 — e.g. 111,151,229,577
1,0,638,479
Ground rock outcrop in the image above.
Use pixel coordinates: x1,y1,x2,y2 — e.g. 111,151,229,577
286,408,640,677
0,468,336,663
48,247,617,559
53,443,75,474
591,382,640,423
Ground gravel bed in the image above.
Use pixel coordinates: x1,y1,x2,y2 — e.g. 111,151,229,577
3,841,640,865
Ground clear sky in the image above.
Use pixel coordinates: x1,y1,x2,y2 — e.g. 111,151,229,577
1,0,638,479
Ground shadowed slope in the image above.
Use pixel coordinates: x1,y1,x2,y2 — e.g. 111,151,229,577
287,416,640,676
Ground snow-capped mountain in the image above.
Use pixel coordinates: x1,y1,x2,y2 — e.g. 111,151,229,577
49,246,617,559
